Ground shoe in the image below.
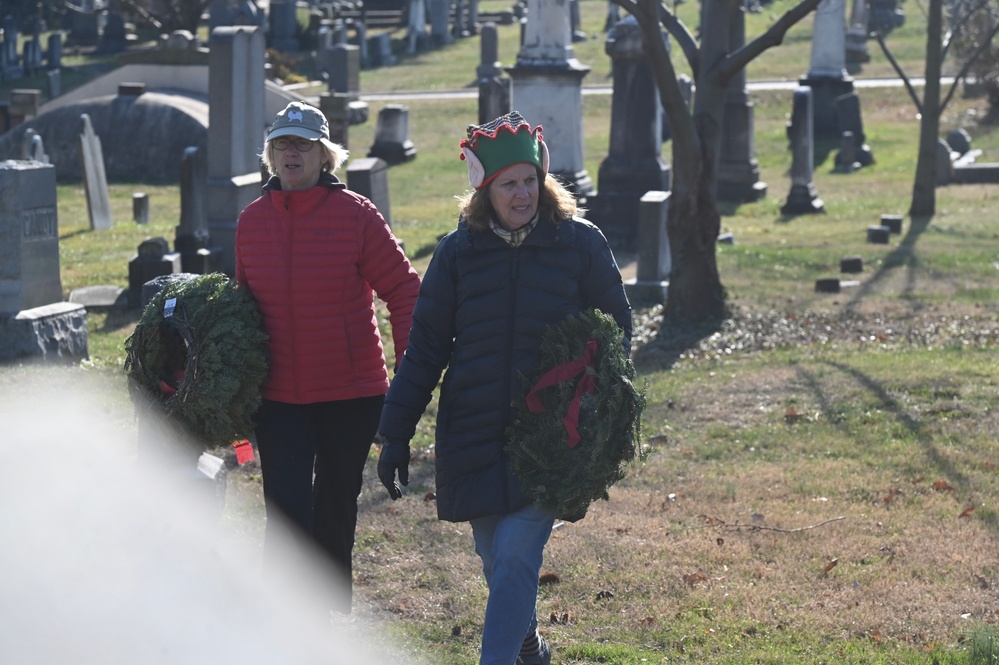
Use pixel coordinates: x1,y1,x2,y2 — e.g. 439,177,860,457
516,634,551,665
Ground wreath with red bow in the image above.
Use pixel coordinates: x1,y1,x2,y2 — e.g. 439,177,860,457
505,309,646,521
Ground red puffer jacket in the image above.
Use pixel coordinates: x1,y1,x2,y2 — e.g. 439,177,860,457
235,174,420,404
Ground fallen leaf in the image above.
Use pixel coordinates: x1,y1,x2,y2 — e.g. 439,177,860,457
423,491,437,501
784,407,803,423
637,616,655,625
822,559,839,576
932,479,954,492
959,505,975,518
549,611,571,624
539,571,561,585
684,573,707,587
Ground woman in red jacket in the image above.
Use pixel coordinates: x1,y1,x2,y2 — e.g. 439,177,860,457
235,101,420,613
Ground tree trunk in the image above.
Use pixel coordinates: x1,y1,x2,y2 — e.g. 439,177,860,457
909,0,943,217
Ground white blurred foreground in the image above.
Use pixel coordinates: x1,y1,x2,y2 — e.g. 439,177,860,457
0,369,401,664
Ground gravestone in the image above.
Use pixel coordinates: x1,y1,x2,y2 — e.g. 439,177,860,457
46,32,62,69
880,214,903,234
133,193,150,224
946,128,972,156
8,89,41,126
0,161,63,314
21,129,49,164
178,147,223,274
206,26,265,275
835,91,874,166
867,225,890,243
209,0,262,30
369,33,396,67
623,191,671,307
0,160,88,362
507,0,594,200
428,0,454,46
936,138,955,186
834,130,860,173
781,87,825,215
97,12,129,54
587,15,670,250
127,237,182,308
477,23,510,123
320,92,352,148
327,43,360,94
716,0,767,203
78,113,113,231
368,105,418,165
798,0,856,139
269,0,300,52
347,157,392,227
406,0,429,53
844,0,871,68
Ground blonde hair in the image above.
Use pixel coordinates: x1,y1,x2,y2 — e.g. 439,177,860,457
457,172,583,233
260,139,349,176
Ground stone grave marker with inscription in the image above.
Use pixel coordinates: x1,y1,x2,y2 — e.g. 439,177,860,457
0,160,88,362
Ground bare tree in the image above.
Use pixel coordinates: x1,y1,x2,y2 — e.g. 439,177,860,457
612,0,824,327
873,0,999,217
107,0,215,33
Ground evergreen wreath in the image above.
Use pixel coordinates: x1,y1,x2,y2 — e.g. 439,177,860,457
123,273,269,451
506,309,646,521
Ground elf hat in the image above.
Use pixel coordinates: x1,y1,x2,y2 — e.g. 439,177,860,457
459,111,550,190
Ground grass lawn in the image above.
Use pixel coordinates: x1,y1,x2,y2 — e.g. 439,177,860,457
4,0,999,663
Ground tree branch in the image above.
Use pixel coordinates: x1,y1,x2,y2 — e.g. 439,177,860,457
692,515,847,533
940,18,999,113
720,0,824,80
612,0,702,169
657,1,700,77
872,29,924,114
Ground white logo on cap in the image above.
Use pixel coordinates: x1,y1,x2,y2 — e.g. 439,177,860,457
288,110,304,122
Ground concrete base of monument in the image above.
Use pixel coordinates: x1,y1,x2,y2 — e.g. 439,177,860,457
0,301,89,363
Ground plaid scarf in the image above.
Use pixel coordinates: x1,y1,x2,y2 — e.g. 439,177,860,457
491,214,538,248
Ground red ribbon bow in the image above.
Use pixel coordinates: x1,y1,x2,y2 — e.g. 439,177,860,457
525,339,598,448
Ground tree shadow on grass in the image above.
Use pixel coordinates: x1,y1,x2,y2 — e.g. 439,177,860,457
796,359,972,494
841,214,933,313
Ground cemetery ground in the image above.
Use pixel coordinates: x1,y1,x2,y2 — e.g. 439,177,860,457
4,3,999,664
5,85,994,664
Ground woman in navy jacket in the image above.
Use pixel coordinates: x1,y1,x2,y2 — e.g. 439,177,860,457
377,111,632,665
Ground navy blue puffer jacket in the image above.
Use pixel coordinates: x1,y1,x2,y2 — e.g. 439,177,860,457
378,215,632,523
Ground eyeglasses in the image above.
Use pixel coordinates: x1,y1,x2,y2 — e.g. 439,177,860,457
272,137,317,152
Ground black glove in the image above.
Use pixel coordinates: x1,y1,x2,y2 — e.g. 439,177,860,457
378,441,410,500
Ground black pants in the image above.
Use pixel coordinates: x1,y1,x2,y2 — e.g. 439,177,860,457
254,395,384,612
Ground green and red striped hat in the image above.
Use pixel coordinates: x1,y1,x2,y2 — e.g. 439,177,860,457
459,111,550,190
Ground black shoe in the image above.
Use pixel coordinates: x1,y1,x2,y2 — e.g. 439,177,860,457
516,634,551,665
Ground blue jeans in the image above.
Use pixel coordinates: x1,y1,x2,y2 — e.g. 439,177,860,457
471,504,555,665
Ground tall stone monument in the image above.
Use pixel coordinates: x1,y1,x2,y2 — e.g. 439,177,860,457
715,0,767,203
206,26,265,276
506,0,593,200
0,161,88,362
798,0,856,139
781,87,825,215
586,15,670,250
